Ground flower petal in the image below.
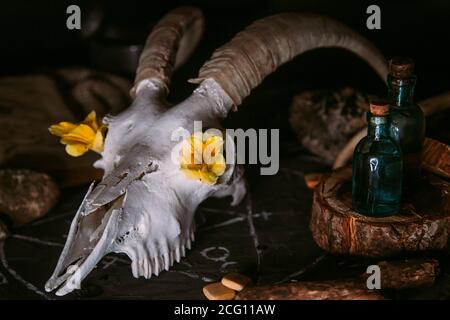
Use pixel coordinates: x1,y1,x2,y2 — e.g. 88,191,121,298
204,135,223,149
50,111,108,157
204,136,223,163
209,154,226,176
90,130,104,154
199,170,218,185
180,168,202,181
49,122,77,137
65,143,89,157
60,124,96,145
179,132,225,185
83,111,99,131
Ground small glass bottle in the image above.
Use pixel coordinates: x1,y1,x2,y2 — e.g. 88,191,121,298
388,57,425,191
352,101,402,216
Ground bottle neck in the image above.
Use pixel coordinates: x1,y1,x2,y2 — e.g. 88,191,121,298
387,74,416,108
367,114,390,139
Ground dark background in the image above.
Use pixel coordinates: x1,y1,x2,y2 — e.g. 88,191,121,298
1,0,449,139
1,0,449,96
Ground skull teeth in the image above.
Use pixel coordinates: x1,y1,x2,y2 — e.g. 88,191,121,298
186,239,192,250
154,257,160,276
169,252,174,267
130,231,194,279
163,252,170,271
144,260,151,279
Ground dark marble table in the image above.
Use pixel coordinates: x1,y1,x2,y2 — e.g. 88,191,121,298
1,145,450,300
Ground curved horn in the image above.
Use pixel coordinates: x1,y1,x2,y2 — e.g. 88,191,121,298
132,6,204,96
191,13,387,107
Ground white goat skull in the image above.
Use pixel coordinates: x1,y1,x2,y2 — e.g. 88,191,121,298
46,7,388,296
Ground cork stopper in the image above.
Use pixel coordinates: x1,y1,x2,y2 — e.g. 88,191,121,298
370,100,389,116
389,57,415,79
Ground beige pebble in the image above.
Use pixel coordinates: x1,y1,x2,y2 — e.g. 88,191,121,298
203,282,236,300
221,273,252,291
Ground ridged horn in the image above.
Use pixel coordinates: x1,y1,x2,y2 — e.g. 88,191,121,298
132,6,204,96
191,13,387,107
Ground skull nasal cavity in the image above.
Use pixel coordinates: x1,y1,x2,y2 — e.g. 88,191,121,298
118,172,128,179
113,172,129,186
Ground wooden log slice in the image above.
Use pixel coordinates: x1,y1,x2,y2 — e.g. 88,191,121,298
310,166,450,257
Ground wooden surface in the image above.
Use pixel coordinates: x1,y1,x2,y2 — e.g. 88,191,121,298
310,166,450,258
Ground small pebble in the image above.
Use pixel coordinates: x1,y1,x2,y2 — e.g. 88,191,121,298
203,282,236,300
221,273,252,291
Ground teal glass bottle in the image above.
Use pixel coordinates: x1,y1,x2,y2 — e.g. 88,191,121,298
352,102,402,216
388,58,425,191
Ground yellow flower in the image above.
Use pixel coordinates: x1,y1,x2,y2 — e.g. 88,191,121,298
49,111,107,157
179,132,226,185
